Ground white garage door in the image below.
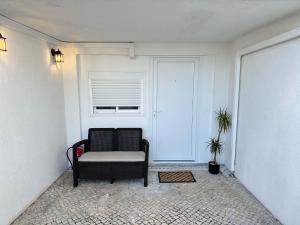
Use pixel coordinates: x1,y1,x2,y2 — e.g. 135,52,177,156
235,38,300,225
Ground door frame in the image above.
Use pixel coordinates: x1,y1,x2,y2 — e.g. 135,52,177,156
152,57,199,161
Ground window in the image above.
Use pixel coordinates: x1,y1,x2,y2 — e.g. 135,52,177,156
89,72,144,115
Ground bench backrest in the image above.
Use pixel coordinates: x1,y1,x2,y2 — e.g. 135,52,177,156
88,128,142,152
88,128,115,152
116,128,142,151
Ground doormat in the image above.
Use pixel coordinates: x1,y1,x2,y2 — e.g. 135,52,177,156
158,171,196,183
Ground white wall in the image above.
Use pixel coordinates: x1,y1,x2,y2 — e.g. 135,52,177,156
233,12,300,50
236,38,300,225
225,12,300,170
78,55,150,138
228,12,300,225
62,43,232,164
0,27,67,225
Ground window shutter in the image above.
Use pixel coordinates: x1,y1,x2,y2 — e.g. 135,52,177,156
89,72,144,114
91,79,142,107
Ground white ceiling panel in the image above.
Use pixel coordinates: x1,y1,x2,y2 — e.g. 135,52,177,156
1,0,300,42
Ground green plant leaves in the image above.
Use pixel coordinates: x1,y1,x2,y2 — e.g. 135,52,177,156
207,108,232,163
216,108,231,134
207,138,222,155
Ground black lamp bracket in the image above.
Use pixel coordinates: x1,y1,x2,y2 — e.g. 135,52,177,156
51,48,56,56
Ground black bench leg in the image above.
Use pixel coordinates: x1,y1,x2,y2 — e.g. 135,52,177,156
73,172,78,187
73,162,79,187
73,178,78,187
144,163,148,187
110,178,115,184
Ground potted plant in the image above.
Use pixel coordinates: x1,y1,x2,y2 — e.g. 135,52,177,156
208,108,231,174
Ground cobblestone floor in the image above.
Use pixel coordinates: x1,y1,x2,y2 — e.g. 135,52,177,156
12,168,281,225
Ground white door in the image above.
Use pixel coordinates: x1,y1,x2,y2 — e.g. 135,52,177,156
153,58,198,161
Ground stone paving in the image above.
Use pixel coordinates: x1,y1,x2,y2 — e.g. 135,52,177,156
11,168,282,225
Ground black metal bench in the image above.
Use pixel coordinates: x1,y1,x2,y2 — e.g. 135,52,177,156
72,128,149,187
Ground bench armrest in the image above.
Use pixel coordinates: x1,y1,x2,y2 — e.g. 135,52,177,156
72,139,88,160
141,139,149,162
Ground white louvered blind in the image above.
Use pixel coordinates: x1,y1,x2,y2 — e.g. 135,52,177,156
89,72,144,114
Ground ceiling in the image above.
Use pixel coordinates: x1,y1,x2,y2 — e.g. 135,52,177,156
1,0,300,42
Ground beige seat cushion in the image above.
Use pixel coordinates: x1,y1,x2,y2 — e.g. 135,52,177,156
78,151,145,162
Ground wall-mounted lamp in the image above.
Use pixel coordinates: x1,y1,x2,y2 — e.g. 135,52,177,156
0,33,7,51
51,48,64,63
